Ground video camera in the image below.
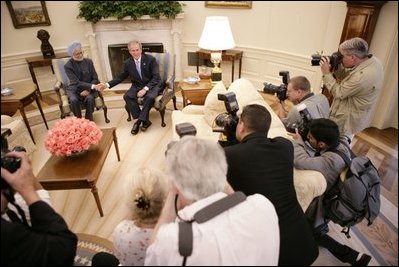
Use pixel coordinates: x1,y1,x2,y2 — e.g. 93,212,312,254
213,92,239,147
311,51,343,72
263,71,290,102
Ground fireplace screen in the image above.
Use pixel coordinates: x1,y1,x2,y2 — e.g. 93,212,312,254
108,43,164,82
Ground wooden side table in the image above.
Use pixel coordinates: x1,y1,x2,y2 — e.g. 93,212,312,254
1,81,49,144
25,52,69,99
179,79,213,107
196,49,243,83
37,127,121,217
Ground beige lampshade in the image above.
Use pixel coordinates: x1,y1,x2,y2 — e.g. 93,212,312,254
198,16,236,50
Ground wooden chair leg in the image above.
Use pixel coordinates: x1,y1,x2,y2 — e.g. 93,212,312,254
103,105,110,123
159,108,166,127
125,104,131,122
173,96,178,110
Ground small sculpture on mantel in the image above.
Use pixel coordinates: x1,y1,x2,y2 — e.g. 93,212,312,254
37,29,55,58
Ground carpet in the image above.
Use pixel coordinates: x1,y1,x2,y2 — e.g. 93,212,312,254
74,233,114,266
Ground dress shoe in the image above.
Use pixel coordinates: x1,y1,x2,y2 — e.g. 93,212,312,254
141,120,152,131
353,254,372,266
131,121,141,135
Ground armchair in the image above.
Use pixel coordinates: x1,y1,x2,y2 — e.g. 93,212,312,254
125,52,177,127
51,57,110,123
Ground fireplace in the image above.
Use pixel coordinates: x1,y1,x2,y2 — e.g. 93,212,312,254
108,43,164,82
82,15,184,83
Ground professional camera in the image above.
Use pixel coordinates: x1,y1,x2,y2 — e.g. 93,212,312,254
1,146,26,190
263,71,290,101
213,92,239,147
285,103,312,140
311,51,343,72
175,122,197,138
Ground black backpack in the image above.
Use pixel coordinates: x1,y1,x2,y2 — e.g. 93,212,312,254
323,145,381,238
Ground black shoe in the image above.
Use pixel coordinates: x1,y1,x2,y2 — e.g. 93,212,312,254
131,121,141,135
141,120,152,131
353,254,372,266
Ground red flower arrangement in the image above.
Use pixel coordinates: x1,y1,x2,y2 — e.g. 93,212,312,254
44,117,102,157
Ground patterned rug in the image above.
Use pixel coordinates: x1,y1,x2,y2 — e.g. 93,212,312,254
74,233,114,266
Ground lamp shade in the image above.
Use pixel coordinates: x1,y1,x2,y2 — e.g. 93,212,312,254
198,16,236,50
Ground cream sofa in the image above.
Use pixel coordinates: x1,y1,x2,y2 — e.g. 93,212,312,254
1,115,36,155
172,78,326,211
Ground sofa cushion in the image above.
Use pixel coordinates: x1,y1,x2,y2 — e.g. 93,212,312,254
227,78,265,115
203,81,227,127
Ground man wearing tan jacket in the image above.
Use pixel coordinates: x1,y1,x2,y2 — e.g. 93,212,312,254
320,37,384,139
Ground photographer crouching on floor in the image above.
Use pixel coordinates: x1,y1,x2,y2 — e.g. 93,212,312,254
1,149,77,265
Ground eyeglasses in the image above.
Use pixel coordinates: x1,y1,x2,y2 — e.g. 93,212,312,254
73,51,84,56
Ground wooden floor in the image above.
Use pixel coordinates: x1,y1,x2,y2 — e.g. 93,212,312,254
16,91,399,265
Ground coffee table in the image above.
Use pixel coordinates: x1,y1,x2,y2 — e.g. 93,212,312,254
179,79,213,107
37,127,121,217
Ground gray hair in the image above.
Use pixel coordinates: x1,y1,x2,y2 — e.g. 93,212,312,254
166,136,227,201
124,167,169,223
339,37,369,59
128,40,142,50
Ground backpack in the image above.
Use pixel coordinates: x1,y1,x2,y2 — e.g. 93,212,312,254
323,145,381,238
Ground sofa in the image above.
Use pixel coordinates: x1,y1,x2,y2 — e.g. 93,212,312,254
1,115,36,155
171,78,326,211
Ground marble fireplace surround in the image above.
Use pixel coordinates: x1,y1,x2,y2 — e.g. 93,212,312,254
82,15,183,86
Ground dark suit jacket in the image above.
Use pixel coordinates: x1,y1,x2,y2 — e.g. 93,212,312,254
1,201,77,265
64,58,99,94
224,132,318,266
108,53,162,92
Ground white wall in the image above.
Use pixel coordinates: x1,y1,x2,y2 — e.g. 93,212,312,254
1,1,397,129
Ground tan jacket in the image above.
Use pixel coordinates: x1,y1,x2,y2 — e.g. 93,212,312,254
322,56,384,135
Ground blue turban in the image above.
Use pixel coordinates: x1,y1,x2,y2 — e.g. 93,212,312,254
67,41,81,56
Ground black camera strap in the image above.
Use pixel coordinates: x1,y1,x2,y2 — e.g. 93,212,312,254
177,191,246,266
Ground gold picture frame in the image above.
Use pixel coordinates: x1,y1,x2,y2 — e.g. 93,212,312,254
205,1,252,9
6,1,51,29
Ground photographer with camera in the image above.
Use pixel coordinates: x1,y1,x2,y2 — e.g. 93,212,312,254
1,151,77,265
320,37,384,140
146,136,280,265
276,76,329,139
224,104,318,266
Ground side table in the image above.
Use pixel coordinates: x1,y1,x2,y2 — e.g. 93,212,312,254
179,79,213,107
196,49,243,83
25,52,69,99
1,80,49,144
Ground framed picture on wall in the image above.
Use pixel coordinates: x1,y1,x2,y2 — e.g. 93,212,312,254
205,1,252,9
6,1,51,29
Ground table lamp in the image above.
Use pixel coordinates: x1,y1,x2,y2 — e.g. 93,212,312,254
198,16,236,81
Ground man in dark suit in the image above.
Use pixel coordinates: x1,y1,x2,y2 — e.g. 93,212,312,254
224,104,319,266
103,40,162,135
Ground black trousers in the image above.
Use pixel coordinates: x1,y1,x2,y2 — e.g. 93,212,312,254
123,86,161,122
314,223,359,264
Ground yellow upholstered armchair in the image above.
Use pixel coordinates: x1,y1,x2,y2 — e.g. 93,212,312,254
51,58,110,123
125,52,177,127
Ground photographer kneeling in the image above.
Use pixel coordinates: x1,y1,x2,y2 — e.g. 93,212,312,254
277,76,329,138
1,151,77,265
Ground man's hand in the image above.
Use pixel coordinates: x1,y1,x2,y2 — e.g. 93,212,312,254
1,151,40,205
94,83,106,91
137,88,147,98
292,128,302,141
320,56,331,75
80,90,90,97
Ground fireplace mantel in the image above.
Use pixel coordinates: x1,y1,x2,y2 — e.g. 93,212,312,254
82,15,183,82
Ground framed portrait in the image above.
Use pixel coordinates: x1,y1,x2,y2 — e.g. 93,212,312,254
205,1,252,9
6,1,51,29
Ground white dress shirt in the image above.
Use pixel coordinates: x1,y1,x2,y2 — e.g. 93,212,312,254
145,192,280,266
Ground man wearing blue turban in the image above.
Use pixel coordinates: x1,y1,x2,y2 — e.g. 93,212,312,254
64,41,103,121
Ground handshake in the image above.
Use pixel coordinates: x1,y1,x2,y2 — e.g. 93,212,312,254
94,83,107,91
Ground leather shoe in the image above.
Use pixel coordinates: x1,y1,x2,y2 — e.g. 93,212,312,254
353,254,372,266
141,120,152,131
131,121,141,135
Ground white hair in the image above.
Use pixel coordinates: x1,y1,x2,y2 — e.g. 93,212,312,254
166,136,227,201
339,37,369,59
